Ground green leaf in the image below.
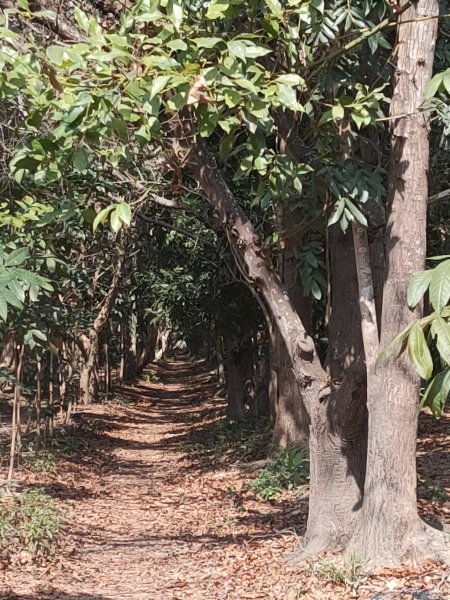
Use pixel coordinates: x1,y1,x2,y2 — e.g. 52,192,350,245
227,41,247,61
345,198,367,226
46,45,65,65
110,208,122,233
74,7,90,32
72,148,89,172
423,72,444,99
64,105,86,124
116,203,132,227
430,316,450,365
407,270,432,309
206,0,230,19
167,0,183,30
429,260,450,313
193,37,223,48
376,322,414,368
408,322,433,379
93,205,114,232
443,70,450,95
328,198,345,226
332,104,344,120
0,299,7,322
275,74,304,87
265,0,283,18
420,369,450,417
4,248,29,267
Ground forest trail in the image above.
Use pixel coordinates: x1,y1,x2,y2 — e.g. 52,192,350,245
5,361,450,600
5,361,305,600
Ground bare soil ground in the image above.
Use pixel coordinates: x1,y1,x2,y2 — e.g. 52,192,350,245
1,360,450,600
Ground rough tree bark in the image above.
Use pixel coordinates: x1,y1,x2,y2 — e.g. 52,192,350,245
348,0,448,565
272,204,311,448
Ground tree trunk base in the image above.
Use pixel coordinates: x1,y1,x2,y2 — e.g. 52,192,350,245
347,517,450,567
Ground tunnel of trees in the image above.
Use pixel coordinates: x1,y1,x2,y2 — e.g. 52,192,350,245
1,0,450,589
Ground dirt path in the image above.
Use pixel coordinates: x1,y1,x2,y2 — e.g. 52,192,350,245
4,361,450,600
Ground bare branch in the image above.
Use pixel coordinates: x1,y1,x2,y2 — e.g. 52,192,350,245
429,189,450,205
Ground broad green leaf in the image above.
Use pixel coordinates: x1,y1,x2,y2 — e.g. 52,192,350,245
327,198,345,226
265,0,283,18
408,322,433,379
0,299,7,322
429,260,450,312
376,322,414,368
110,208,122,233
443,70,450,95
74,7,90,32
228,41,247,61
423,72,444,99
46,45,65,65
192,38,223,48
206,0,230,19
420,369,450,417
72,148,89,172
64,105,86,124
4,248,29,267
407,270,432,309
332,104,344,120
93,205,114,232
275,74,304,87
430,316,450,365
150,75,171,99
167,0,183,29
116,203,132,227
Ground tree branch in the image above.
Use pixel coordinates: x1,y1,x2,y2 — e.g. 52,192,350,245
429,189,450,205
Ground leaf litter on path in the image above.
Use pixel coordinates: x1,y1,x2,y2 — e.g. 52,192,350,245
1,360,450,600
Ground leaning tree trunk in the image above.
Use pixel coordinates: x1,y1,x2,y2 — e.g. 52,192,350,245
349,0,445,566
165,117,372,553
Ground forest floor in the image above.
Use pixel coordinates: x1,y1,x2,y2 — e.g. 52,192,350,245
2,360,450,600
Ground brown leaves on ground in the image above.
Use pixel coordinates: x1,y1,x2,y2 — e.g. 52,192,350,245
1,360,450,599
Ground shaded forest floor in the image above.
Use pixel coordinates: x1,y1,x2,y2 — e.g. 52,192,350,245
2,360,450,600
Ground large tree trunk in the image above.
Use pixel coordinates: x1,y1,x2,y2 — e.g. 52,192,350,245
272,330,309,448
349,0,445,565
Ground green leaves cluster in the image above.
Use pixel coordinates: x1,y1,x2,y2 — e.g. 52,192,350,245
379,258,450,417
0,247,53,322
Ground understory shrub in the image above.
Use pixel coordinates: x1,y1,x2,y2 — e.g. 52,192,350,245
0,488,61,559
248,447,309,500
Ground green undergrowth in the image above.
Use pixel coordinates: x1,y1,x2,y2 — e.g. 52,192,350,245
0,488,61,560
308,554,362,585
419,477,449,503
181,416,271,464
247,447,309,500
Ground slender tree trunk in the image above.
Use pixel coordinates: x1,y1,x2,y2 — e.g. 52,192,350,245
349,0,445,565
104,341,111,398
8,344,24,489
223,334,248,422
119,323,125,384
35,358,42,446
